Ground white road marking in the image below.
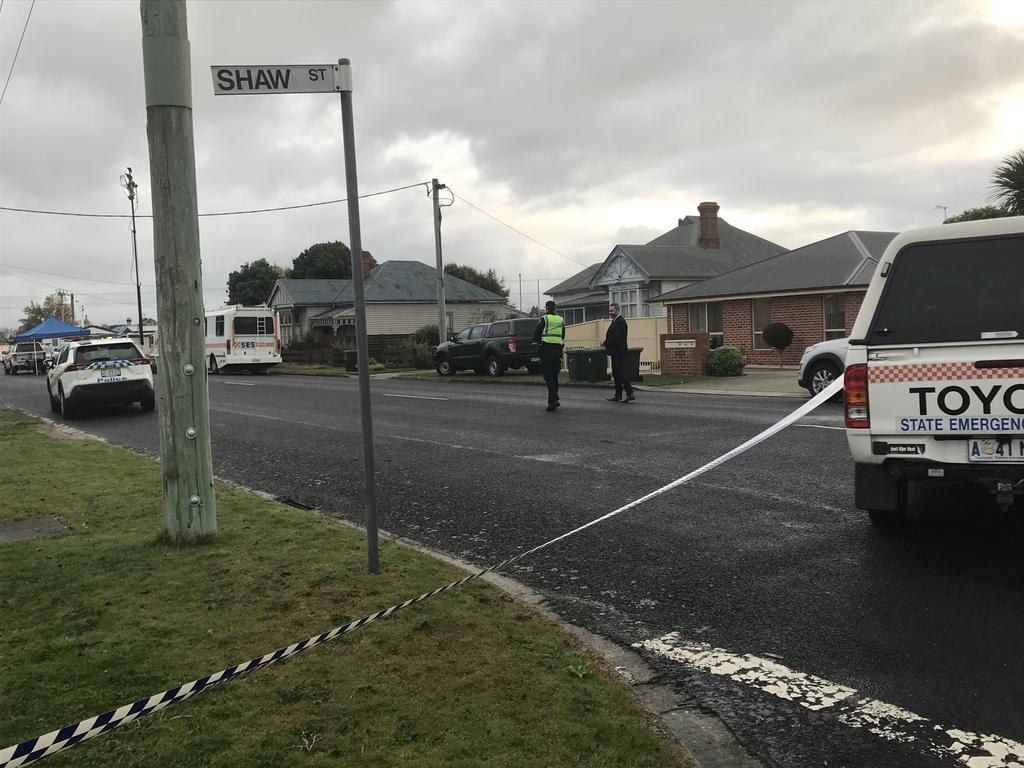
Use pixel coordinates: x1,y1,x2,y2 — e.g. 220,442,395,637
383,393,448,401
218,381,255,387
636,632,1024,767
795,423,844,431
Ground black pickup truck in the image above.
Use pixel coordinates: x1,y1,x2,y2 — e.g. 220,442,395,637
434,318,541,376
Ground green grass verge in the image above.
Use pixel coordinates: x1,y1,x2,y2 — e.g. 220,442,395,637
397,370,693,387
0,408,688,768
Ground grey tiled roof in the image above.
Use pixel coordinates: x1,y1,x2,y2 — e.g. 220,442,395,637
273,261,506,309
545,264,602,294
554,291,608,309
614,216,788,278
652,231,897,302
271,279,351,306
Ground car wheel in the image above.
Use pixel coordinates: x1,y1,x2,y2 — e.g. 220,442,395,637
47,382,59,413
59,386,76,420
209,354,220,375
435,357,455,376
808,360,841,396
486,355,505,376
140,394,156,412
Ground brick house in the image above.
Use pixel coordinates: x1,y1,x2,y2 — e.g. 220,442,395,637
546,202,787,324
652,230,896,372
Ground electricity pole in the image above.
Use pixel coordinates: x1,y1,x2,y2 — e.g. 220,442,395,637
141,0,216,540
431,178,447,341
121,167,145,349
518,273,522,312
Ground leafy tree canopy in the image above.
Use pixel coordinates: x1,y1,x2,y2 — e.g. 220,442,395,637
943,205,1009,224
990,147,1024,216
443,263,510,297
290,241,376,279
227,258,285,305
19,293,65,332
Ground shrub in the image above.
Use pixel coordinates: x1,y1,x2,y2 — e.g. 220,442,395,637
762,322,794,366
411,324,440,346
392,339,435,369
706,346,745,377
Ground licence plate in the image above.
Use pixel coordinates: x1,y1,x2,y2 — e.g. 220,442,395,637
530,356,540,362
968,438,1024,462
99,368,122,379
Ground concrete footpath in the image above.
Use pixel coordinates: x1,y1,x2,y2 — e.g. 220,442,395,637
648,366,806,398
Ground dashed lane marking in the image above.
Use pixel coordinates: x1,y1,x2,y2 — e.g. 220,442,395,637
795,424,844,431
636,632,1024,768
383,393,448,401
217,381,255,387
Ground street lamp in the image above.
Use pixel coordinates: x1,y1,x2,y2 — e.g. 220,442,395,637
935,204,948,223
120,168,144,350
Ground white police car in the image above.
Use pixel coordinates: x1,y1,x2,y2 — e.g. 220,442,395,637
46,338,155,419
844,216,1024,525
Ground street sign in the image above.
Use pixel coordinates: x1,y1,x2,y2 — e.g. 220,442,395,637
211,64,339,95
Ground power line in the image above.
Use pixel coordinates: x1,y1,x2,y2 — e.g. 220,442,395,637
0,181,430,219
446,188,588,267
0,0,34,107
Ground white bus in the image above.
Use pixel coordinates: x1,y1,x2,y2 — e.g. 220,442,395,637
204,305,282,375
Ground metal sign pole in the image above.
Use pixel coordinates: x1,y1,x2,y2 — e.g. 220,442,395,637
337,58,379,574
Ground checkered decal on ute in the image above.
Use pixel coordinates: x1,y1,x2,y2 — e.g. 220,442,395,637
869,362,1024,384
86,361,133,370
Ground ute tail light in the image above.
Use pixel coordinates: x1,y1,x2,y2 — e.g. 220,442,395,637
508,338,517,353
226,339,232,355
844,363,870,429
275,337,281,354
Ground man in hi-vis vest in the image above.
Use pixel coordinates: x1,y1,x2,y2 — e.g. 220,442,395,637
532,300,565,411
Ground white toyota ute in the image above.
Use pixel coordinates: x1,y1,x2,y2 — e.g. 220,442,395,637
46,338,156,419
844,216,1024,526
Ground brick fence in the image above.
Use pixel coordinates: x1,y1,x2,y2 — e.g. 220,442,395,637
660,333,710,375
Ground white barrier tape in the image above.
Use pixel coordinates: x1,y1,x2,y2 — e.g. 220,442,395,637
0,379,844,767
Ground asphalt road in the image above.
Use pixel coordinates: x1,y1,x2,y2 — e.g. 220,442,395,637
3,371,1023,768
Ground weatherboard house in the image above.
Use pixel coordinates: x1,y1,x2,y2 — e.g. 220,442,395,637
267,255,516,349
545,202,788,324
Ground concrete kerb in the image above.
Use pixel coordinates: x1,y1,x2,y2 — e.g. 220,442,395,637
11,407,762,767
330,515,764,768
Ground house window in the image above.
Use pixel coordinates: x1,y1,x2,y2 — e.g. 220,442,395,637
611,287,640,318
752,298,772,349
688,302,724,345
824,294,846,340
563,307,585,325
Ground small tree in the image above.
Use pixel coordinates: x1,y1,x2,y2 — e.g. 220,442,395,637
762,322,794,367
444,263,510,297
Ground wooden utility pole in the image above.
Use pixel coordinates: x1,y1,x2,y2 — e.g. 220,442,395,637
431,178,446,341
141,0,216,540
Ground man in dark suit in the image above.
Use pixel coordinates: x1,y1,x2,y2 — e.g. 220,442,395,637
601,302,635,403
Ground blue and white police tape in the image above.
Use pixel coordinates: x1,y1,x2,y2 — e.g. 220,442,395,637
0,379,844,767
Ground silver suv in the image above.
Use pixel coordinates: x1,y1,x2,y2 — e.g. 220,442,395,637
46,338,155,418
797,337,849,396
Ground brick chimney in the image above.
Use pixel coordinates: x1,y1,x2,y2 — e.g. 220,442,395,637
697,201,720,250
361,251,372,279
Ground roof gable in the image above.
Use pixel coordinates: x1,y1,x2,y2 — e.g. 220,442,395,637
652,230,897,302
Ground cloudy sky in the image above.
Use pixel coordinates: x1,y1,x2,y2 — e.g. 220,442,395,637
0,0,1021,330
